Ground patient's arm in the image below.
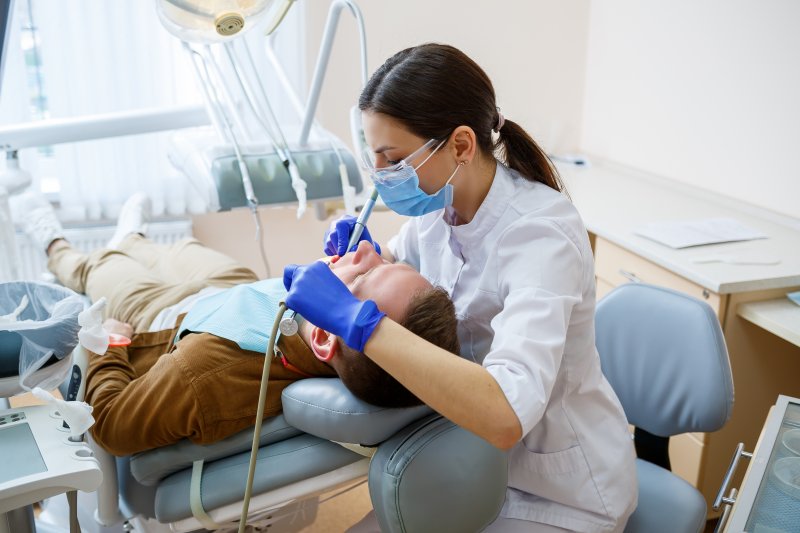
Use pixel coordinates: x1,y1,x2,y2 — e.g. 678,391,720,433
85,344,203,456
86,331,289,455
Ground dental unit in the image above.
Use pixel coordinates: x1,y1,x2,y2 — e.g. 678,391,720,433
0,2,508,532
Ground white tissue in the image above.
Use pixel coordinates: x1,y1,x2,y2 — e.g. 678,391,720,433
78,297,109,355
31,387,95,438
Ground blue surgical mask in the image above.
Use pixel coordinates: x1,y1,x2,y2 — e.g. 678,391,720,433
365,139,463,217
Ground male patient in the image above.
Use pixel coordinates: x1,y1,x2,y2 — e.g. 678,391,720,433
15,193,459,456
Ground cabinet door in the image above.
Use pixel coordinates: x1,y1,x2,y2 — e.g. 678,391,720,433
670,432,706,487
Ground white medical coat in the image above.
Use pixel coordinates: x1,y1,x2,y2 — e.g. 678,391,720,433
388,163,638,532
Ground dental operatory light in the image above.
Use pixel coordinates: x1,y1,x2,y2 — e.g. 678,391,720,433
156,0,289,43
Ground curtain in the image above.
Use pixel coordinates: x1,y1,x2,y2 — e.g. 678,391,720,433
0,0,307,222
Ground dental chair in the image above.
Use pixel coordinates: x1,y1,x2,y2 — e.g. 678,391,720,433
63,352,507,533
595,283,734,533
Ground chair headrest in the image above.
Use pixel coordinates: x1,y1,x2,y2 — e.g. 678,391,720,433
281,378,432,446
595,283,733,436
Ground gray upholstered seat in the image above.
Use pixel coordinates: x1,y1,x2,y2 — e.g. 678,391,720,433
595,283,734,533
129,415,303,487
154,434,365,522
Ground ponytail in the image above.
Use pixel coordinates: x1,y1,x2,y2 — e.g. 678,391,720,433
360,43,566,195
495,119,565,194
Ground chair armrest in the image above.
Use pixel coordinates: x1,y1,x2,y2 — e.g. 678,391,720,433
281,378,432,446
369,414,508,533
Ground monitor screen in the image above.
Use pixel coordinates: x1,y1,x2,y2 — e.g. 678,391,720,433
0,420,48,484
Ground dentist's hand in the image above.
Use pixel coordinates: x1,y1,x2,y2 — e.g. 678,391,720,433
283,261,385,352
323,215,381,257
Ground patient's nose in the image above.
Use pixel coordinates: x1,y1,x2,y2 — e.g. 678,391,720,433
352,240,381,266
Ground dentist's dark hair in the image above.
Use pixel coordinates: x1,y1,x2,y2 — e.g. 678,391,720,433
359,43,564,193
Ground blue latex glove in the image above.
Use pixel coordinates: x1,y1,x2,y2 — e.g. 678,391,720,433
283,261,386,352
323,215,381,257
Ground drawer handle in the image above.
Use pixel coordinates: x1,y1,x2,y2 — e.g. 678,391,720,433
713,488,737,533
618,269,642,283
713,442,752,511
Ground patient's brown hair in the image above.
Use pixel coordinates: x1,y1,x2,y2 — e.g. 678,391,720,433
335,287,459,408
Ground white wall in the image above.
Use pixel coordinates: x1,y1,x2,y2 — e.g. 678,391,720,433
298,1,799,220
302,0,591,155
582,0,800,220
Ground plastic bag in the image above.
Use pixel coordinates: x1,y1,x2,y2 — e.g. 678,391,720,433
0,281,86,391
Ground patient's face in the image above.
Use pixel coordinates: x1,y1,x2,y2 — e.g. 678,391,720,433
328,241,431,322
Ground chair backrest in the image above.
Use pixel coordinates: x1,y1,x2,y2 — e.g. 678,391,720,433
595,283,733,437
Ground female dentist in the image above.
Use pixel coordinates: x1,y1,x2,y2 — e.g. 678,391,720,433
284,44,637,532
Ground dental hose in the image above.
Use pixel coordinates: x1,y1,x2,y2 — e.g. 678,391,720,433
237,190,380,530
238,303,286,533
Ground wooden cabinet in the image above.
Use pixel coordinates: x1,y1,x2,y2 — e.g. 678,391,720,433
592,235,800,516
594,237,726,317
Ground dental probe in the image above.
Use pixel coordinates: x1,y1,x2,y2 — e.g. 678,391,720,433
279,188,380,336
348,187,380,251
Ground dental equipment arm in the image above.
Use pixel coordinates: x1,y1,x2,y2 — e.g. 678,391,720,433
300,0,368,146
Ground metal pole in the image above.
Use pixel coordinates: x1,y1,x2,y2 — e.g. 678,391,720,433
299,0,368,146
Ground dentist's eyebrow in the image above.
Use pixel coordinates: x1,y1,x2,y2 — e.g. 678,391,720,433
373,145,395,154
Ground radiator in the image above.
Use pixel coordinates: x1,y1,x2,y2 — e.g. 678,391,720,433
13,219,194,281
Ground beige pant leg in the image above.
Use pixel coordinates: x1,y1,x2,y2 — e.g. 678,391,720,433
118,234,258,287
47,243,206,332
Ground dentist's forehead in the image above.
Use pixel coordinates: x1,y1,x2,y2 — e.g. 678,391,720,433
362,111,423,147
